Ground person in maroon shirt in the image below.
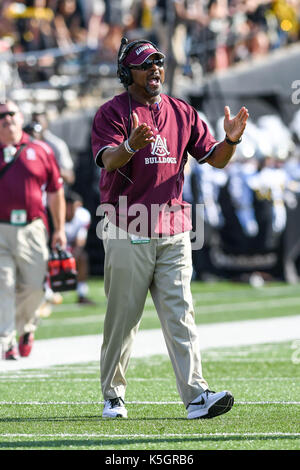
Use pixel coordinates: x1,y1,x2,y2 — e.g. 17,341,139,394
91,38,249,419
0,100,66,360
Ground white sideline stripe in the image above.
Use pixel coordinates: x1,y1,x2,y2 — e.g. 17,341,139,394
0,400,299,405
0,376,298,382
41,314,104,325
1,432,299,439
1,315,300,371
194,297,300,313
48,296,300,322
191,285,300,301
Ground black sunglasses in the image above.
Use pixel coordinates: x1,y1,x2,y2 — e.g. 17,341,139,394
129,58,164,71
0,111,16,119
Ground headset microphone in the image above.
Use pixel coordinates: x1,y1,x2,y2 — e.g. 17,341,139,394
118,37,129,65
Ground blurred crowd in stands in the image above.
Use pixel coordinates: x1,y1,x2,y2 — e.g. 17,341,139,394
0,0,300,88
1,0,300,284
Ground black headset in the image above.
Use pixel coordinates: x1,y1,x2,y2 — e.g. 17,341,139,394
117,37,160,88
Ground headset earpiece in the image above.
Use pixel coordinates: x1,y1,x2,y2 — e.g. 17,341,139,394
117,63,133,87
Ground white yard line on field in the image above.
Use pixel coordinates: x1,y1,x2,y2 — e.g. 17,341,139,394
0,315,299,372
0,400,299,405
1,432,300,439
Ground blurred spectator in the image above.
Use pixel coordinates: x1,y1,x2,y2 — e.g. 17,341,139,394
86,0,136,64
54,0,87,48
207,0,231,70
188,0,237,73
171,0,206,71
244,1,271,57
30,109,75,186
79,0,108,50
101,0,134,58
3,0,58,82
11,1,56,51
271,0,300,44
0,37,23,98
0,1,19,45
129,0,162,45
64,189,95,304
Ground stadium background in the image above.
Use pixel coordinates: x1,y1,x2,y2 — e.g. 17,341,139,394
1,0,300,283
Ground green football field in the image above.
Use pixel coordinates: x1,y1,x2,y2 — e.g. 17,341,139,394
0,279,299,451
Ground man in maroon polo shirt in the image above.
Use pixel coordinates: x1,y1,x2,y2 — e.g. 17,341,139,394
91,38,249,419
0,100,66,360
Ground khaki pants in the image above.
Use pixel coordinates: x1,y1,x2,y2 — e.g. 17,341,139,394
0,219,48,350
101,220,208,407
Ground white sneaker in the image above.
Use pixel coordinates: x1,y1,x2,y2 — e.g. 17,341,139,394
187,390,234,419
102,397,128,418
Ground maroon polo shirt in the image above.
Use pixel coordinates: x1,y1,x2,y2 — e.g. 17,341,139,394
0,132,63,230
91,92,218,236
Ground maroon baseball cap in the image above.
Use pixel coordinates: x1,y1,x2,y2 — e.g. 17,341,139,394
123,42,165,66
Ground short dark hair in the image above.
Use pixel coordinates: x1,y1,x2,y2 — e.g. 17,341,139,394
65,190,82,204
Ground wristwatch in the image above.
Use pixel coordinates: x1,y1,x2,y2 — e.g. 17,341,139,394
225,135,242,145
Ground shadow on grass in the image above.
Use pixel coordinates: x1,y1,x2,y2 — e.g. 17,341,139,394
0,435,299,450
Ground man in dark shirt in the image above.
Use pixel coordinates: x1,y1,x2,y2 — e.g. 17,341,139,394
91,38,249,419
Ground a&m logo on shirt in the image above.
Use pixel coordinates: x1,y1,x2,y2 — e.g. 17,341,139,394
145,135,176,164
151,134,170,157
